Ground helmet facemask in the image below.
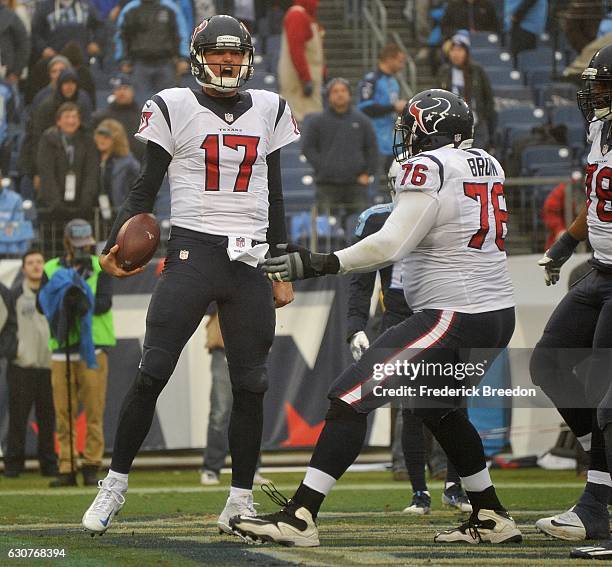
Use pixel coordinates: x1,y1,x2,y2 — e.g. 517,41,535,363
578,74,612,122
192,45,254,92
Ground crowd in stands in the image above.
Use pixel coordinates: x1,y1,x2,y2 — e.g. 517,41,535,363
0,0,609,259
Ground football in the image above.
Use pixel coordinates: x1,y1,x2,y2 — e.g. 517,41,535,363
115,213,160,271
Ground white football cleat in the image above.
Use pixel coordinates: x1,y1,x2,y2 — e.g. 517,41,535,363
434,509,523,544
217,493,257,537
231,500,320,547
536,508,587,541
200,470,220,485
82,477,127,535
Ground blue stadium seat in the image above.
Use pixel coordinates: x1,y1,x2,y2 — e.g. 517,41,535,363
516,47,554,72
282,168,315,208
485,68,522,86
550,105,584,127
520,145,572,175
469,31,500,49
472,49,513,68
528,162,572,177
281,150,308,169
523,66,553,89
493,85,534,104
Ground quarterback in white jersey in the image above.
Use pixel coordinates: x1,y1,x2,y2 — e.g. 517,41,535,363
82,15,298,539
530,45,612,559
233,90,522,548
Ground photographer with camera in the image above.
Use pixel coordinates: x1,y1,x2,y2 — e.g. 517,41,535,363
38,219,115,487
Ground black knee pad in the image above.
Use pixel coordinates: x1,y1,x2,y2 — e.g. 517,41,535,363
227,365,268,394
415,407,455,429
134,370,167,399
231,389,264,416
529,346,554,388
326,398,367,424
140,347,176,382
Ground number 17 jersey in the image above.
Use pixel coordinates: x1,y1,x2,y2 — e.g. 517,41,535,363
395,146,515,314
136,87,300,241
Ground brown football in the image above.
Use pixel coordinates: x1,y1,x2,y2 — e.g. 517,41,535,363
115,213,160,271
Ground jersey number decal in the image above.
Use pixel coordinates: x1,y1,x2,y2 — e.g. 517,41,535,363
201,134,260,192
586,164,612,223
400,163,428,186
463,181,508,251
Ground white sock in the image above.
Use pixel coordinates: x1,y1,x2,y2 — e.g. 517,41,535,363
460,468,492,492
107,470,129,485
587,470,612,487
303,467,337,496
230,486,252,500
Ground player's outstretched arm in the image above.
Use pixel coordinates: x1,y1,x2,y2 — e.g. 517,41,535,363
538,205,587,286
99,244,145,278
262,191,438,281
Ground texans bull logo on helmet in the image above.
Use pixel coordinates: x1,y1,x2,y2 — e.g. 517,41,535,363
408,97,452,135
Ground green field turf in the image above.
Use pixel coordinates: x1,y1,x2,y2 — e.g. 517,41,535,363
0,468,601,566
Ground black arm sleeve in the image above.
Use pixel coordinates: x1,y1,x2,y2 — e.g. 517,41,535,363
360,103,395,118
266,149,288,257
94,270,113,315
102,141,172,254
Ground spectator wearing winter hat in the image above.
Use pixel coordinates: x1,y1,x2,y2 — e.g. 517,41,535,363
92,74,143,161
30,55,73,110
278,0,325,123
437,32,496,149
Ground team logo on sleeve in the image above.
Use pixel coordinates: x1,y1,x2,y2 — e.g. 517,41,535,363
138,111,153,133
408,97,451,135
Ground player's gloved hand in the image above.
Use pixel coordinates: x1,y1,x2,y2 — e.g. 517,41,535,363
262,244,340,282
349,331,369,361
302,80,314,97
538,231,580,286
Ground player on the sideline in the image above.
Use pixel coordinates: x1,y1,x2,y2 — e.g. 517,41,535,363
232,89,522,547
528,45,612,560
348,163,471,515
81,15,298,536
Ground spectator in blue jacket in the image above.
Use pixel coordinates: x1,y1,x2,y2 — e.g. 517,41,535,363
0,178,33,258
114,0,190,104
357,44,407,183
504,0,548,64
30,0,103,63
0,79,18,176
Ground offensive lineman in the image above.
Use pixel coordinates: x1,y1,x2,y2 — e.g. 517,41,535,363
528,45,612,560
81,15,299,536
232,89,522,546
348,163,471,515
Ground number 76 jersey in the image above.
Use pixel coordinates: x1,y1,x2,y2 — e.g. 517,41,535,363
395,146,515,314
136,87,300,241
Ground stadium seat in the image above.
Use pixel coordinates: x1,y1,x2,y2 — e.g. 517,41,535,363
469,31,500,49
550,105,584,127
493,85,534,106
485,68,522,86
281,150,308,169
516,47,554,72
282,167,316,208
472,49,513,68
523,66,553,89
520,145,572,175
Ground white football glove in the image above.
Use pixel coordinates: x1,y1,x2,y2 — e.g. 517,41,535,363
538,232,580,286
349,331,370,361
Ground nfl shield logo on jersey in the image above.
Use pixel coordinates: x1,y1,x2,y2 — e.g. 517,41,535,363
179,249,189,260
225,113,234,123
236,237,245,248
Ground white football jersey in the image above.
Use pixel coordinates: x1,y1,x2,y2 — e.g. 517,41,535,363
135,87,300,241
585,121,612,265
395,146,514,313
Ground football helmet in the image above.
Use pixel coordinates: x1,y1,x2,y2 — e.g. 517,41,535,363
190,15,254,92
578,44,612,122
393,89,474,160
